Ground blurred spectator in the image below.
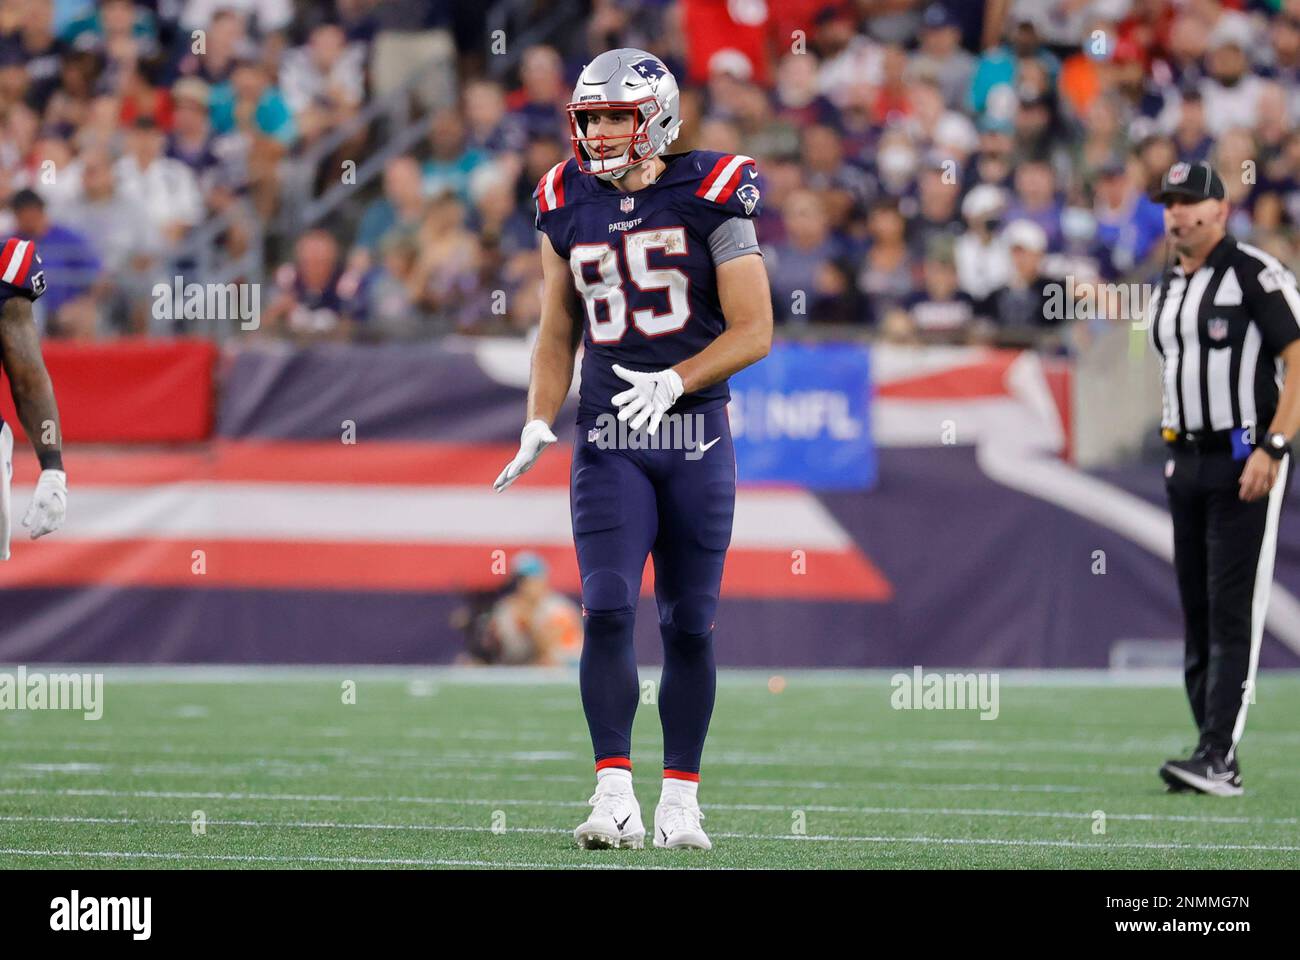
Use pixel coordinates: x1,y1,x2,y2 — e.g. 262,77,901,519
1168,87,1215,163
955,184,1011,302
10,188,101,336
856,200,916,327
24,131,80,211
765,188,844,325
279,21,365,143
58,149,142,274
1264,12,1300,89
1163,12,1211,90
982,220,1057,336
173,7,246,88
911,3,976,110
907,161,963,261
63,0,160,61
471,552,582,667
773,52,840,130
469,156,534,258
117,57,173,131
355,154,426,260
813,4,882,111
166,77,220,190
0,0,66,113
423,109,487,206
968,116,1016,190
1005,160,1064,251
902,236,977,344
213,60,296,218
872,44,913,126
57,149,149,332
508,45,567,142
1199,30,1266,136
180,0,292,38
969,17,1060,116
407,193,482,333
43,49,98,133
114,117,203,249
800,123,875,227
1092,160,1166,279
266,229,361,341
355,235,421,340
280,22,364,113
463,78,526,155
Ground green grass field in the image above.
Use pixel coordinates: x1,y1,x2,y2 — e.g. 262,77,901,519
1,667,1298,869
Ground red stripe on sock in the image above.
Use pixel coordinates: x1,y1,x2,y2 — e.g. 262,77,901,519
663,769,700,782
595,757,632,772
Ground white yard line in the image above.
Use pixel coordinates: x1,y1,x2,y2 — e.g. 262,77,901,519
0,848,704,870
5,755,1297,783
3,788,1297,828
0,821,1295,857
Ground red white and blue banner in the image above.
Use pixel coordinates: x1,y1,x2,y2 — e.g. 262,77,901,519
1,337,1298,670
730,341,876,490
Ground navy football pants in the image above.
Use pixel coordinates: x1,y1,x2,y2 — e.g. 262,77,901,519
570,406,736,776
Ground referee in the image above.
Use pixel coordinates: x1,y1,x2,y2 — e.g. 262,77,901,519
1149,161,1300,796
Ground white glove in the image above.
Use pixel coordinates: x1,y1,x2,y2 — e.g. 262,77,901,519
493,420,557,492
23,468,66,539
611,364,684,434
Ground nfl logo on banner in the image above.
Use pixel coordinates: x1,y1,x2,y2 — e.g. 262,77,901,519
1169,162,1190,184
620,196,635,214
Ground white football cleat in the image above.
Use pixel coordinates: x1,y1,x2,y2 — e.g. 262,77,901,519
653,795,711,850
574,778,645,849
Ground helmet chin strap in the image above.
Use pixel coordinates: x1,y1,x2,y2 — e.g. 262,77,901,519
592,147,635,182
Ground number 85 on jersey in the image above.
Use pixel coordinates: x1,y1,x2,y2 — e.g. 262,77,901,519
570,227,691,343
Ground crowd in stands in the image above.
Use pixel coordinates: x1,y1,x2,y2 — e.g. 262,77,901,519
3,0,1300,350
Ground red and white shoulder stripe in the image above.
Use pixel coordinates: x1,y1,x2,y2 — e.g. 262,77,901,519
695,154,755,204
0,237,36,286
535,160,568,213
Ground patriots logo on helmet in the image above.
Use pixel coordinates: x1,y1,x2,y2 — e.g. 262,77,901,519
631,58,667,89
736,182,760,216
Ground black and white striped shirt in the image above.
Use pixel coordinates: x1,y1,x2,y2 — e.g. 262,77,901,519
1149,235,1300,435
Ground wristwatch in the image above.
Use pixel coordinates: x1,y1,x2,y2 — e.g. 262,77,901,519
1264,431,1290,461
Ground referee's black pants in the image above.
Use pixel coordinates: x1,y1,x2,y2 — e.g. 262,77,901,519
1165,447,1291,762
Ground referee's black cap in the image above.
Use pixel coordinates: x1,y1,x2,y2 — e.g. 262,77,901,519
1154,160,1226,204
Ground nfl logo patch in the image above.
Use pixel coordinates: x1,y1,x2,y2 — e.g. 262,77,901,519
587,427,600,443
1168,162,1191,185
1208,317,1229,341
620,196,635,214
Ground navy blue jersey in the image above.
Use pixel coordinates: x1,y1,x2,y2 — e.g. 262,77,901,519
0,238,45,305
0,238,45,429
535,150,763,422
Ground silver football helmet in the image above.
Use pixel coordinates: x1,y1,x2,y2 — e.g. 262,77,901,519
567,48,682,182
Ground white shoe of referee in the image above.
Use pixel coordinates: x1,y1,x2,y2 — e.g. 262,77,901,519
574,769,645,849
653,779,711,850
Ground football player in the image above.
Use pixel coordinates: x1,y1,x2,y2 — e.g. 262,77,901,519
0,237,67,559
493,49,773,851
